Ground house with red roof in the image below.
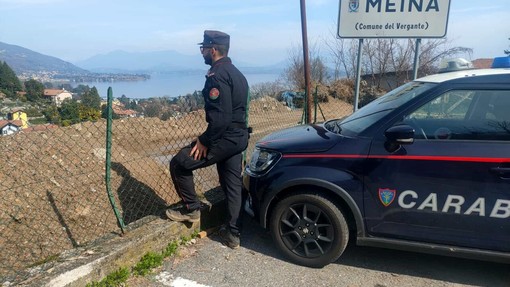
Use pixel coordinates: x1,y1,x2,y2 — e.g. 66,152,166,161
44,88,72,107
113,107,138,118
0,120,22,136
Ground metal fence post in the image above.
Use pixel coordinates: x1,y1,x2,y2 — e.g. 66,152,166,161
313,85,318,123
105,87,126,233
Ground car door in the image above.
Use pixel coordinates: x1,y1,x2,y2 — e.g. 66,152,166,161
363,87,510,252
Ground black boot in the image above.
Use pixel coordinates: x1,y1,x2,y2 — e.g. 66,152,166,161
219,226,240,249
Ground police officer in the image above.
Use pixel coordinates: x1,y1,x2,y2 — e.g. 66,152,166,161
166,30,249,249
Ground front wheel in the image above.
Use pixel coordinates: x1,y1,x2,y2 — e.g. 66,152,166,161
269,192,349,268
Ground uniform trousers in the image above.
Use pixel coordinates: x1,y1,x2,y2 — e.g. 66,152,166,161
170,129,248,235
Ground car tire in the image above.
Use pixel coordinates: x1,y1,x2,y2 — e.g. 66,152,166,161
269,192,349,268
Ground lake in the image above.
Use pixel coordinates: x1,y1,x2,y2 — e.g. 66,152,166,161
72,70,282,99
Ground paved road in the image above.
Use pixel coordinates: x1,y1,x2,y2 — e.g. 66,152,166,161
128,217,509,287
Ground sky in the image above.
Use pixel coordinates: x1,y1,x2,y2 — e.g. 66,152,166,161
0,0,509,67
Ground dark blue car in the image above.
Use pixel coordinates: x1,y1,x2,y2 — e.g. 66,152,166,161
243,60,510,267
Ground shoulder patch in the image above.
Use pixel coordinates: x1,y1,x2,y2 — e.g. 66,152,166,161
209,88,220,100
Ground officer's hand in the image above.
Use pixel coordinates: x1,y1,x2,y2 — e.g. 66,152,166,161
190,138,208,160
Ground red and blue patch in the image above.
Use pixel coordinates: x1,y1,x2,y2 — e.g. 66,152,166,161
378,188,396,207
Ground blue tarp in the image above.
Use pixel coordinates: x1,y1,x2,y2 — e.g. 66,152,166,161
280,91,304,109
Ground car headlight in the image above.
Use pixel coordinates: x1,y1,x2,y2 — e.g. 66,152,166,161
248,147,281,175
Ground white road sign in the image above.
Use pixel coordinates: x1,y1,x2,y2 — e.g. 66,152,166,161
337,0,451,38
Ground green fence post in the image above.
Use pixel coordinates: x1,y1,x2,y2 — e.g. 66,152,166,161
312,86,326,123
313,86,318,123
300,91,308,124
243,90,251,169
105,87,126,233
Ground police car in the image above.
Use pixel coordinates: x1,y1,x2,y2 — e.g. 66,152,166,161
243,57,510,268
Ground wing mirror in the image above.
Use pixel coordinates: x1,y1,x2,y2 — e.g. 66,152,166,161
384,124,415,152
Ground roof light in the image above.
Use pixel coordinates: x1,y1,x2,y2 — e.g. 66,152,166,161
491,56,510,68
438,58,473,73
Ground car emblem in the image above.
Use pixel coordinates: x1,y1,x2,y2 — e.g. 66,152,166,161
378,188,396,207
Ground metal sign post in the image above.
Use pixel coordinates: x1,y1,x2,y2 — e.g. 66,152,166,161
300,0,312,124
413,38,422,80
354,38,363,112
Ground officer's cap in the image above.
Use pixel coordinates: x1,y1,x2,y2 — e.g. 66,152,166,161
198,30,230,47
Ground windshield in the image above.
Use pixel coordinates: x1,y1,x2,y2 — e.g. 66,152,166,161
325,81,437,135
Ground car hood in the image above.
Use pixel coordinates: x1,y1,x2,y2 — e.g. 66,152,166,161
255,124,337,153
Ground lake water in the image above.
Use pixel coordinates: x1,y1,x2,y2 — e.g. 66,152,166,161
72,71,281,99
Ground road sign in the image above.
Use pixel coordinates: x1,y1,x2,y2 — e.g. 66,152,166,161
337,0,451,38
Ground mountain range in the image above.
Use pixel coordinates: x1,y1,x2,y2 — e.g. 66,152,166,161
0,41,286,78
74,50,286,74
74,49,205,73
0,41,88,76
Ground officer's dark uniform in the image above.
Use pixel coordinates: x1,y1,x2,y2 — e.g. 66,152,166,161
169,31,249,235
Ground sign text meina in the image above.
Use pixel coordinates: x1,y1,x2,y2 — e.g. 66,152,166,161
365,0,439,13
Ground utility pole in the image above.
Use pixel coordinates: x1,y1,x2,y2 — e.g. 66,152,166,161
300,0,312,124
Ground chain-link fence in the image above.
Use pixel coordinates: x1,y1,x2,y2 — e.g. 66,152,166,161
0,88,353,284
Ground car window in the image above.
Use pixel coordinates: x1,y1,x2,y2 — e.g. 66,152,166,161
333,82,436,136
350,82,435,120
402,90,510,141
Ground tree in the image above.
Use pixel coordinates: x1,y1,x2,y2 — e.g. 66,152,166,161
0,61,22,98
144,100,162,117
117,94,141,112
119,94,130,107
59,98,81,126
80,86,101,109
79,105,101,122
71,84,90,96
250,80,286,100
325,35,358,80
183,91,205,112
24,79,45,102
43,105,61,125
326,36,472,90
283,43,329,91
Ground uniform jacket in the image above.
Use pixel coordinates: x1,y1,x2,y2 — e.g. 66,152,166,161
199,57,249,148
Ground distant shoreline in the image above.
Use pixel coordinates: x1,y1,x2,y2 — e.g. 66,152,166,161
71,71,281,99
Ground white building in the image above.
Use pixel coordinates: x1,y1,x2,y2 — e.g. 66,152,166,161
0,120,22,136
44,88,73,107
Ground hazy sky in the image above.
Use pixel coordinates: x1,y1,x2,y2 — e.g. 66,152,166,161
0,0,508,66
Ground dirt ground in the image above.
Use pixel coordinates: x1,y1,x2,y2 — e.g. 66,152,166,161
0,95,353,282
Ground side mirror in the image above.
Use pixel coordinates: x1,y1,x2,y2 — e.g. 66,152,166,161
385,124,415,144
384,125,415,153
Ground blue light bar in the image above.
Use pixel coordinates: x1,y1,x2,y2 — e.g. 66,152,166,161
491,56,510,68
